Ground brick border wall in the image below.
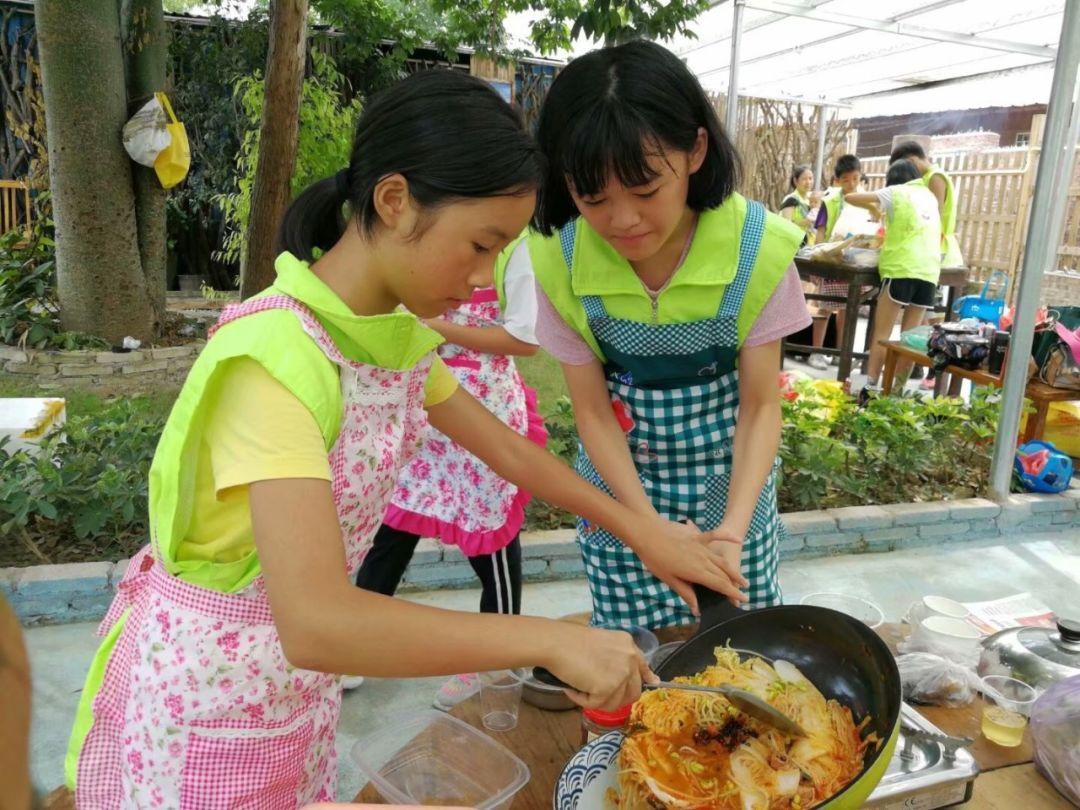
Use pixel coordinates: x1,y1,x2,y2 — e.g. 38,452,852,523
0,343,203,393
4,491,1078,626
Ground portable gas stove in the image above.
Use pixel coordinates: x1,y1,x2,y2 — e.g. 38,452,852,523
865,703,980,809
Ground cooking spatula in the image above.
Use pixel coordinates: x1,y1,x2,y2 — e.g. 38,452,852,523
532,668,807,738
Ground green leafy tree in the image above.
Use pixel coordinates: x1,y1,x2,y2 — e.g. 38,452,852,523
431,0,712,54
218,50,361,266
167,12,269,288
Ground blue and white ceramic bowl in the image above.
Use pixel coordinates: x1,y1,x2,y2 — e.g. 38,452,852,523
552,731,624,810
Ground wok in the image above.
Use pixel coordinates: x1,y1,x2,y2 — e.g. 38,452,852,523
651,585,902,809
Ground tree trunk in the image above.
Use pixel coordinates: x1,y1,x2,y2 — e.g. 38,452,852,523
123,0,168,332
36,0,155,344
239,0,308,300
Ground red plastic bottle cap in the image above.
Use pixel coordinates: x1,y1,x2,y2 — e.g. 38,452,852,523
583,704,633,727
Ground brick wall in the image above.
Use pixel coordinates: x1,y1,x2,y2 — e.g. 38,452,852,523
0,343,203,393
5,492,1079,625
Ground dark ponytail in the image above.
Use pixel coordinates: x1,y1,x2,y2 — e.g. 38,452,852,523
278,70,544,261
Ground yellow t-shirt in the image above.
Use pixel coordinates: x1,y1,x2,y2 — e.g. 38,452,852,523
176,355,458,565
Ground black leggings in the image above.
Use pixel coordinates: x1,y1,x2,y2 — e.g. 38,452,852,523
355,524,522,615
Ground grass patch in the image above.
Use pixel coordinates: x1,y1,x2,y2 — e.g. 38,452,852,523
517,351,568,413
0,378,180,420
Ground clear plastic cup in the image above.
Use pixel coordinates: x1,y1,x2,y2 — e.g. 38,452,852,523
479,669,526,732
981,675,1037,748
799,592,885,629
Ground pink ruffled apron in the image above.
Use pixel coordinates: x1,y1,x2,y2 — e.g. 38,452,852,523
75,295,430,809
383,287,546,557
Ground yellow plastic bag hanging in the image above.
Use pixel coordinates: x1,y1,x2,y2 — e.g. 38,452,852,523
153,92,190,189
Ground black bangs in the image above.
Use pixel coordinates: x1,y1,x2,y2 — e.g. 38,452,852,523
562,103,668,199
533,40,740,235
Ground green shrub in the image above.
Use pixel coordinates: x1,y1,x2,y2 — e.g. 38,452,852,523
0,383,1006,566
777,381,999,511
0,200,109,351
0,399,163,565
216,51,363,266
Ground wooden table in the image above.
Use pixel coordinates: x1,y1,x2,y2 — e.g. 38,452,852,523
880,340,1079,442
790,256,969,381
356,621,1071,808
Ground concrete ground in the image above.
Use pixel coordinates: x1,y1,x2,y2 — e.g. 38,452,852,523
24,529,1080,801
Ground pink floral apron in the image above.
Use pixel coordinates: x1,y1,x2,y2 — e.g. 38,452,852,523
383,287,546,557
75,295,431,809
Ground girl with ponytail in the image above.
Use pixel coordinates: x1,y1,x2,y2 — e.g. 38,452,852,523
66,69,744,807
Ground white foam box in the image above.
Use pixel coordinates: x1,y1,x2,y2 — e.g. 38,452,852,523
0,397,66,455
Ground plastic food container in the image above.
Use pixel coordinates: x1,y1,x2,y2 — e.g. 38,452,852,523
799,592,885,629
351,710,529,810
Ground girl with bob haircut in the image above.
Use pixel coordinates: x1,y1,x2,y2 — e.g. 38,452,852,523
512,40,812,629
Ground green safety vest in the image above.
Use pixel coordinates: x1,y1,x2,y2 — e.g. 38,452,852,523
879,181,942,284
923,164,964,267
528,193,802,359
822,189,844,240
66,254,443,787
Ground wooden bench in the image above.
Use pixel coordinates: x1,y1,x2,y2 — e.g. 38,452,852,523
0,178,32,246
880,340,1079,443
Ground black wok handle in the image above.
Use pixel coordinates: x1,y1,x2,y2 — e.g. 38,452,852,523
695,583,742,630
533,666,570,689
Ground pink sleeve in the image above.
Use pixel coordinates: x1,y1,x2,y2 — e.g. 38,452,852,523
743,264,812,348
534,282,599,366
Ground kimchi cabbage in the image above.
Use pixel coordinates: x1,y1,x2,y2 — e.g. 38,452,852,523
613,649,880,809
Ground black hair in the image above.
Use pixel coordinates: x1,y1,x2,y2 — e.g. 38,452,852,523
532,40,740,235
886,159,922,186
278,70,544,261
790,163,812,190
833,154,861,181
890,140,927,163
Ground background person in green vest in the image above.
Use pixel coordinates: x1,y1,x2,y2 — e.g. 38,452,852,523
845,159,943,392
808,154,865,369
890,140,964,268
778,163,821,240
520,41,811,629
814,154,863,245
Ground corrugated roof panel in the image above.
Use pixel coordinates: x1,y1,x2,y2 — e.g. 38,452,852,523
681,0,1062,106
850,61,1054,116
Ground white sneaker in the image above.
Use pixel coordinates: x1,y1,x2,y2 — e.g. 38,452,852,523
341,675,365,690
809,354,830,370
433,673,480,711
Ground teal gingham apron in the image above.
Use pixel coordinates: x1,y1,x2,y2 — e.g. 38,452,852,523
560,201,786,629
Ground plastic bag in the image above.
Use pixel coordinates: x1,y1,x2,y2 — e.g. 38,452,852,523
897,621,981,669
153,92,190,189
900,325,933,352
122,95,171,167
896,653,980,706
1031,675,1080,806
122,92,189,188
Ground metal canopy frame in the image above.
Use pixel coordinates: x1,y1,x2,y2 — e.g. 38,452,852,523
686,0,1063,104
743,0,1056,59
988,0,1080,496
714,0,1080,499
